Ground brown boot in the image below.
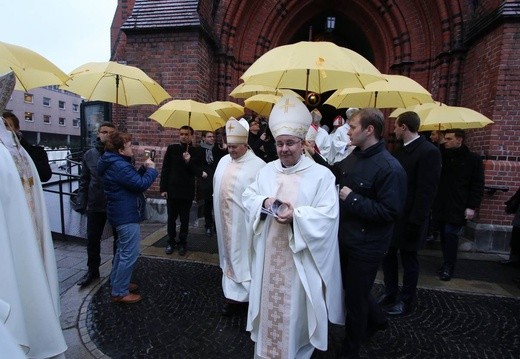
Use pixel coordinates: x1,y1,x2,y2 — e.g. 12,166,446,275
111,293,142,304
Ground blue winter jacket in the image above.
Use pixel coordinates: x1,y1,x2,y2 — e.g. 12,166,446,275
98,151,158,227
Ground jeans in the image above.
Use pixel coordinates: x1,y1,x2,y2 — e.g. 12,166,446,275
111,223,140,297
86,211,118,274
439,222,463,271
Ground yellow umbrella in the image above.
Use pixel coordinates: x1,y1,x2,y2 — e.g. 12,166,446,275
229,83,304,100
0,40,69,91
245,93,304,117
324,74,434,109
390,102,494,131
150,99,226,131
240,41,383,94
61,61,171,106
208,101,244,120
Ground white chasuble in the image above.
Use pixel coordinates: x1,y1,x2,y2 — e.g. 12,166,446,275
243,156,345,359
213,150,265,301
0,122,67,358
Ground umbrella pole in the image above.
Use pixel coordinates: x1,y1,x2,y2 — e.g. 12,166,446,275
375,91,378,107
186,112,191,152
114,74,119,122
305,69,310,105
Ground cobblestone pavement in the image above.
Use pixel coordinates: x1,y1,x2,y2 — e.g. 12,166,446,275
54,221,520,358
87,256,520,359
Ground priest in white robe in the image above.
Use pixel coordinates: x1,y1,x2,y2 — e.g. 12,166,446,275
0,71,67,358
310,109,331,162
243,95,345,359
213,118,266,315
329,108,358,164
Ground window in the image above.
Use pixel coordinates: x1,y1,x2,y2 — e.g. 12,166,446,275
24,112,34,122
73,118,80,127
43,115,51,124
72,103,79,112
59,100,65,110
24,93,33,103
43,97,51,107
59,117,66,126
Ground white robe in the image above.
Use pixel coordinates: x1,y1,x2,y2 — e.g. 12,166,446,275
0,300,27,359
213,150,266,301
0,122,67,358
315,127,331,163
242,155,344,359
329,124,354,164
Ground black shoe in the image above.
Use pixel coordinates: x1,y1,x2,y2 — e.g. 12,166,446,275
165,244,174,255
178,245,186,256
385,300,413,316
365,320,388,341
205,228,212,237
77,271,100,287
376,293,396,307
221,302,235,316
439,268,452,281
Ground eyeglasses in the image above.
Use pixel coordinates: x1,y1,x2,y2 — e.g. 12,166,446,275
276,139,302,148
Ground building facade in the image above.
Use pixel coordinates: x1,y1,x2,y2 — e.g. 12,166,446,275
109,0,520,251
5,86,82,148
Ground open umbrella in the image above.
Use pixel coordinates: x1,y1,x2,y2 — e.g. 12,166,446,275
61,61,171,106
240,41,383,94
390,102,494,131
0,40,69,91
244,93,305,117
229,83,304,100
149,99,226,132
324,74,434,109
208,101,244,121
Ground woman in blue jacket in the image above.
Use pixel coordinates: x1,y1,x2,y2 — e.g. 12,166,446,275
98,131,158,304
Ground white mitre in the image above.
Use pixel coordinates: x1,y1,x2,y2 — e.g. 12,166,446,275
268,95,311,139
226,117,249,144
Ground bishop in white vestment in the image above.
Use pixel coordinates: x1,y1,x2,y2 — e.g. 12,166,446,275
0,71,67,358
243,95,344,359
213,118,266,308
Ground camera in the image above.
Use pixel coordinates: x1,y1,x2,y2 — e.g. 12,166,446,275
144,149,156,161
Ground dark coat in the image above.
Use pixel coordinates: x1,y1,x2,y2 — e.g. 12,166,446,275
432,145,484,226
76,139,106,212
335,140,407,260
98,152,158,227
198,144,227,197
391,136,442,251
159,143,204,200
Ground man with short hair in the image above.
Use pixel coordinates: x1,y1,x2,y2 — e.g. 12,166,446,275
213,118,265,316
430,130,446,146
160,126,206,256
379,111,441,316
75,122,118,287
432,128,484,281
335,108,407,358
329,108,358,164
243,95,344,359
310,108,331,161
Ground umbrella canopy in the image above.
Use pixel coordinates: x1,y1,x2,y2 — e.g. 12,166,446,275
240,41,383,94
208,101,244,120
0,40,69,91
150,99,226,131
229,83,304,100
245,93,304,117
61,61,171,106
390,102,494,131
324,74,435,109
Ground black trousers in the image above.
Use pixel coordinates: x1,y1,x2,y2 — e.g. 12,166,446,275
382,246,419,305
339,246,386,358
166,198,192,245
203,191,214,229
86,211,117,274
439,222,463,271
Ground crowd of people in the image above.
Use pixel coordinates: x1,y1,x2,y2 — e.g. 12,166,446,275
3,68,515,358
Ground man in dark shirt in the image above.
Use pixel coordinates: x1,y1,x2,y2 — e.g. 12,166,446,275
160,126,206,256
335,108,407,358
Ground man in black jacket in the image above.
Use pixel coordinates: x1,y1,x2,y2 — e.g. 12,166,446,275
432,128,484,281
160,126,206,256
380,112,442,316
335,108,407,358
75,122,118,287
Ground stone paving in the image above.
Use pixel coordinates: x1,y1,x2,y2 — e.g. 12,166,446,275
54,220,520,359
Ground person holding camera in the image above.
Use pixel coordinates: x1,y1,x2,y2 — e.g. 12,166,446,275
75,122,119,288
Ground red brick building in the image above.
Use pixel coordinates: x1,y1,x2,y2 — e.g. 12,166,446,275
110,0,520,251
